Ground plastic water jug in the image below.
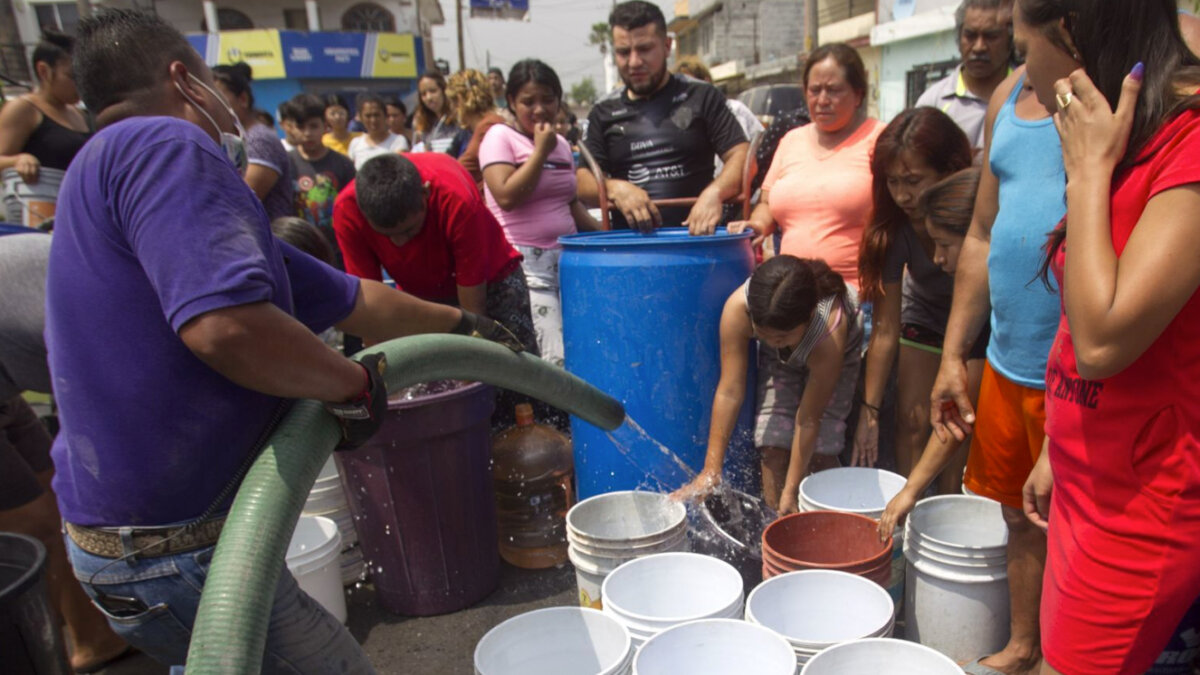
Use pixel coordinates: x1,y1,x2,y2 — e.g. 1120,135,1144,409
492,403,574,569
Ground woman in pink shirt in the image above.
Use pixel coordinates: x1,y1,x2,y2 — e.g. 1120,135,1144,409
730,43,884,291
481,60,598,367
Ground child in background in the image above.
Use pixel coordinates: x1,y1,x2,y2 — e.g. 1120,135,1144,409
346,93,409,170
271,216,341,349
923,168,978,277
877,166,982,535
321,94,360,156
284,93,356,267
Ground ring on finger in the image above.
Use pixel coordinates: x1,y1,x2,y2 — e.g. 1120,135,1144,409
1056,90,1073,110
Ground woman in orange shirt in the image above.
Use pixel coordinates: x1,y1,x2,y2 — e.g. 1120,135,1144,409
729,43,884,292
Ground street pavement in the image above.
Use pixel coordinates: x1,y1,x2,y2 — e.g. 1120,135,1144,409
97,562,578,674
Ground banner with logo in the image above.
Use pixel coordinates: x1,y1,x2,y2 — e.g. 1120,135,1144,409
366,33,418,78
188,31,421,80
216,30,286,79
470,0,530,21
279,31,368,79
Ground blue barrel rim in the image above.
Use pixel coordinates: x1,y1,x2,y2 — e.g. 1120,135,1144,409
559,227,753,248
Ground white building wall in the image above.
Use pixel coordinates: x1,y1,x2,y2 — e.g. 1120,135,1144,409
872,7,959,123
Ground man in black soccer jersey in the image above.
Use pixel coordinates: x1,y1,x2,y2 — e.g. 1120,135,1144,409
578,1,749,235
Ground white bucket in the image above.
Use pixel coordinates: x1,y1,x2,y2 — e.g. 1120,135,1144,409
634,619,795,675
568,536,689,609
304,484,349,515
567,491,689,607
567,491,687,547
798,468,906,516
798,468,907,610
904,495,1009,662
474,607,633,675
799,638,962,675
286,516,346,623
745,570,894,654
602,553,743,639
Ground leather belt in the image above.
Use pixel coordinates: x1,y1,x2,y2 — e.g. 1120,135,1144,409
65,518,226,559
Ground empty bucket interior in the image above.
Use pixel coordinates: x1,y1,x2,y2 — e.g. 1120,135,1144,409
634,619,795,675
908,496,1007,550
567,491,686,542
763,512,890,567
799,638,962,675
747,570,893,644
474,607,631,675
799,468,907,515
601,553,743,624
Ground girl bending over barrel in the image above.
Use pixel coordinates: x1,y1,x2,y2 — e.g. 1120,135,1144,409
672,255,863,514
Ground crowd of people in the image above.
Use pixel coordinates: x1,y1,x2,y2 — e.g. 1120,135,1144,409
0,0,1198,673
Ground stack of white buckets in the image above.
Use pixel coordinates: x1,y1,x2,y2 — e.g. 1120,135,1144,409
798,467,907,609
566,491,687,608
600,552,744,647
746,569,895,668
302,456,367,587
904,495,1010,661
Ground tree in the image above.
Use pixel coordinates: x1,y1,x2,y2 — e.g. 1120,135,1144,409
571,78,598,106
588,22,610,57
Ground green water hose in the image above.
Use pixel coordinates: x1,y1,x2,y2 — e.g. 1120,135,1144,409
184,334,625,674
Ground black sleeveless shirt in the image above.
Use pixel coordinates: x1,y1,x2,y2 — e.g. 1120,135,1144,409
23,109,90,171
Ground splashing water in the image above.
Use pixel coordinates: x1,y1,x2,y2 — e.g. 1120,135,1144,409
603,415,699,493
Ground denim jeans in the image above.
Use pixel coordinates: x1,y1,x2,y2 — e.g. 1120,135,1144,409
66,537,375,673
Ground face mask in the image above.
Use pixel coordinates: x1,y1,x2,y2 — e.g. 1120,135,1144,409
177,73,248,174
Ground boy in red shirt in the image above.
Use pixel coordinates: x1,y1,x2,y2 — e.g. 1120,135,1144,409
333,152,547,424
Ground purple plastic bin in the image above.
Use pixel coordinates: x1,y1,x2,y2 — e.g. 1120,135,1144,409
336,382,499,616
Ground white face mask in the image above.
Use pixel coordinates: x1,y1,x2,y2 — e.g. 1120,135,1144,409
177,73,248,174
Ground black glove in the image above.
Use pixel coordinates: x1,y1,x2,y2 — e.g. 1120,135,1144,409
454,310,524,353
324,353,388,450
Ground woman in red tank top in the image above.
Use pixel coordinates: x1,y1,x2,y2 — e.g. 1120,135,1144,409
1015,1,1200,673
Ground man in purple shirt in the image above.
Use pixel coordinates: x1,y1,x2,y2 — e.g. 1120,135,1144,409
46,10,510,671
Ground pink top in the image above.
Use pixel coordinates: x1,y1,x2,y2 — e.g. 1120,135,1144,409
762,118,884,290
479,123,577,250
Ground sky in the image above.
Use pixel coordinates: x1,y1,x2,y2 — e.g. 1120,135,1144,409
429,0,675,96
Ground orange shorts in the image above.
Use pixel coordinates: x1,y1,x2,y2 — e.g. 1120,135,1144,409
963,361,1046,510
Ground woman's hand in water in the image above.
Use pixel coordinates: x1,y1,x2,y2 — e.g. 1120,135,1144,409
878,487,917,541
670,469,722,503
850,410,879,467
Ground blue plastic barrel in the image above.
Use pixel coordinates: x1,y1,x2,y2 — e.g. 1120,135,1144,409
559,228,757,499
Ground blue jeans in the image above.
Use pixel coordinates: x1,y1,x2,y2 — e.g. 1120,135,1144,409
66,537,375,673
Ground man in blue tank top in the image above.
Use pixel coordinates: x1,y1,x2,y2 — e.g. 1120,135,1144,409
929,67,1063,675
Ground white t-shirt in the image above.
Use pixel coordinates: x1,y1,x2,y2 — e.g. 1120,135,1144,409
347,133,411,169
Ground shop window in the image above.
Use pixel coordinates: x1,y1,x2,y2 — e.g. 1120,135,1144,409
200,8,254,32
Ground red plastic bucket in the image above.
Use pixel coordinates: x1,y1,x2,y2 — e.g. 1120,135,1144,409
761,512,892,587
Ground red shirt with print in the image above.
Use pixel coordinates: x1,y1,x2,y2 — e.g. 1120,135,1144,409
332,152,521,301
1042,107,1200,674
